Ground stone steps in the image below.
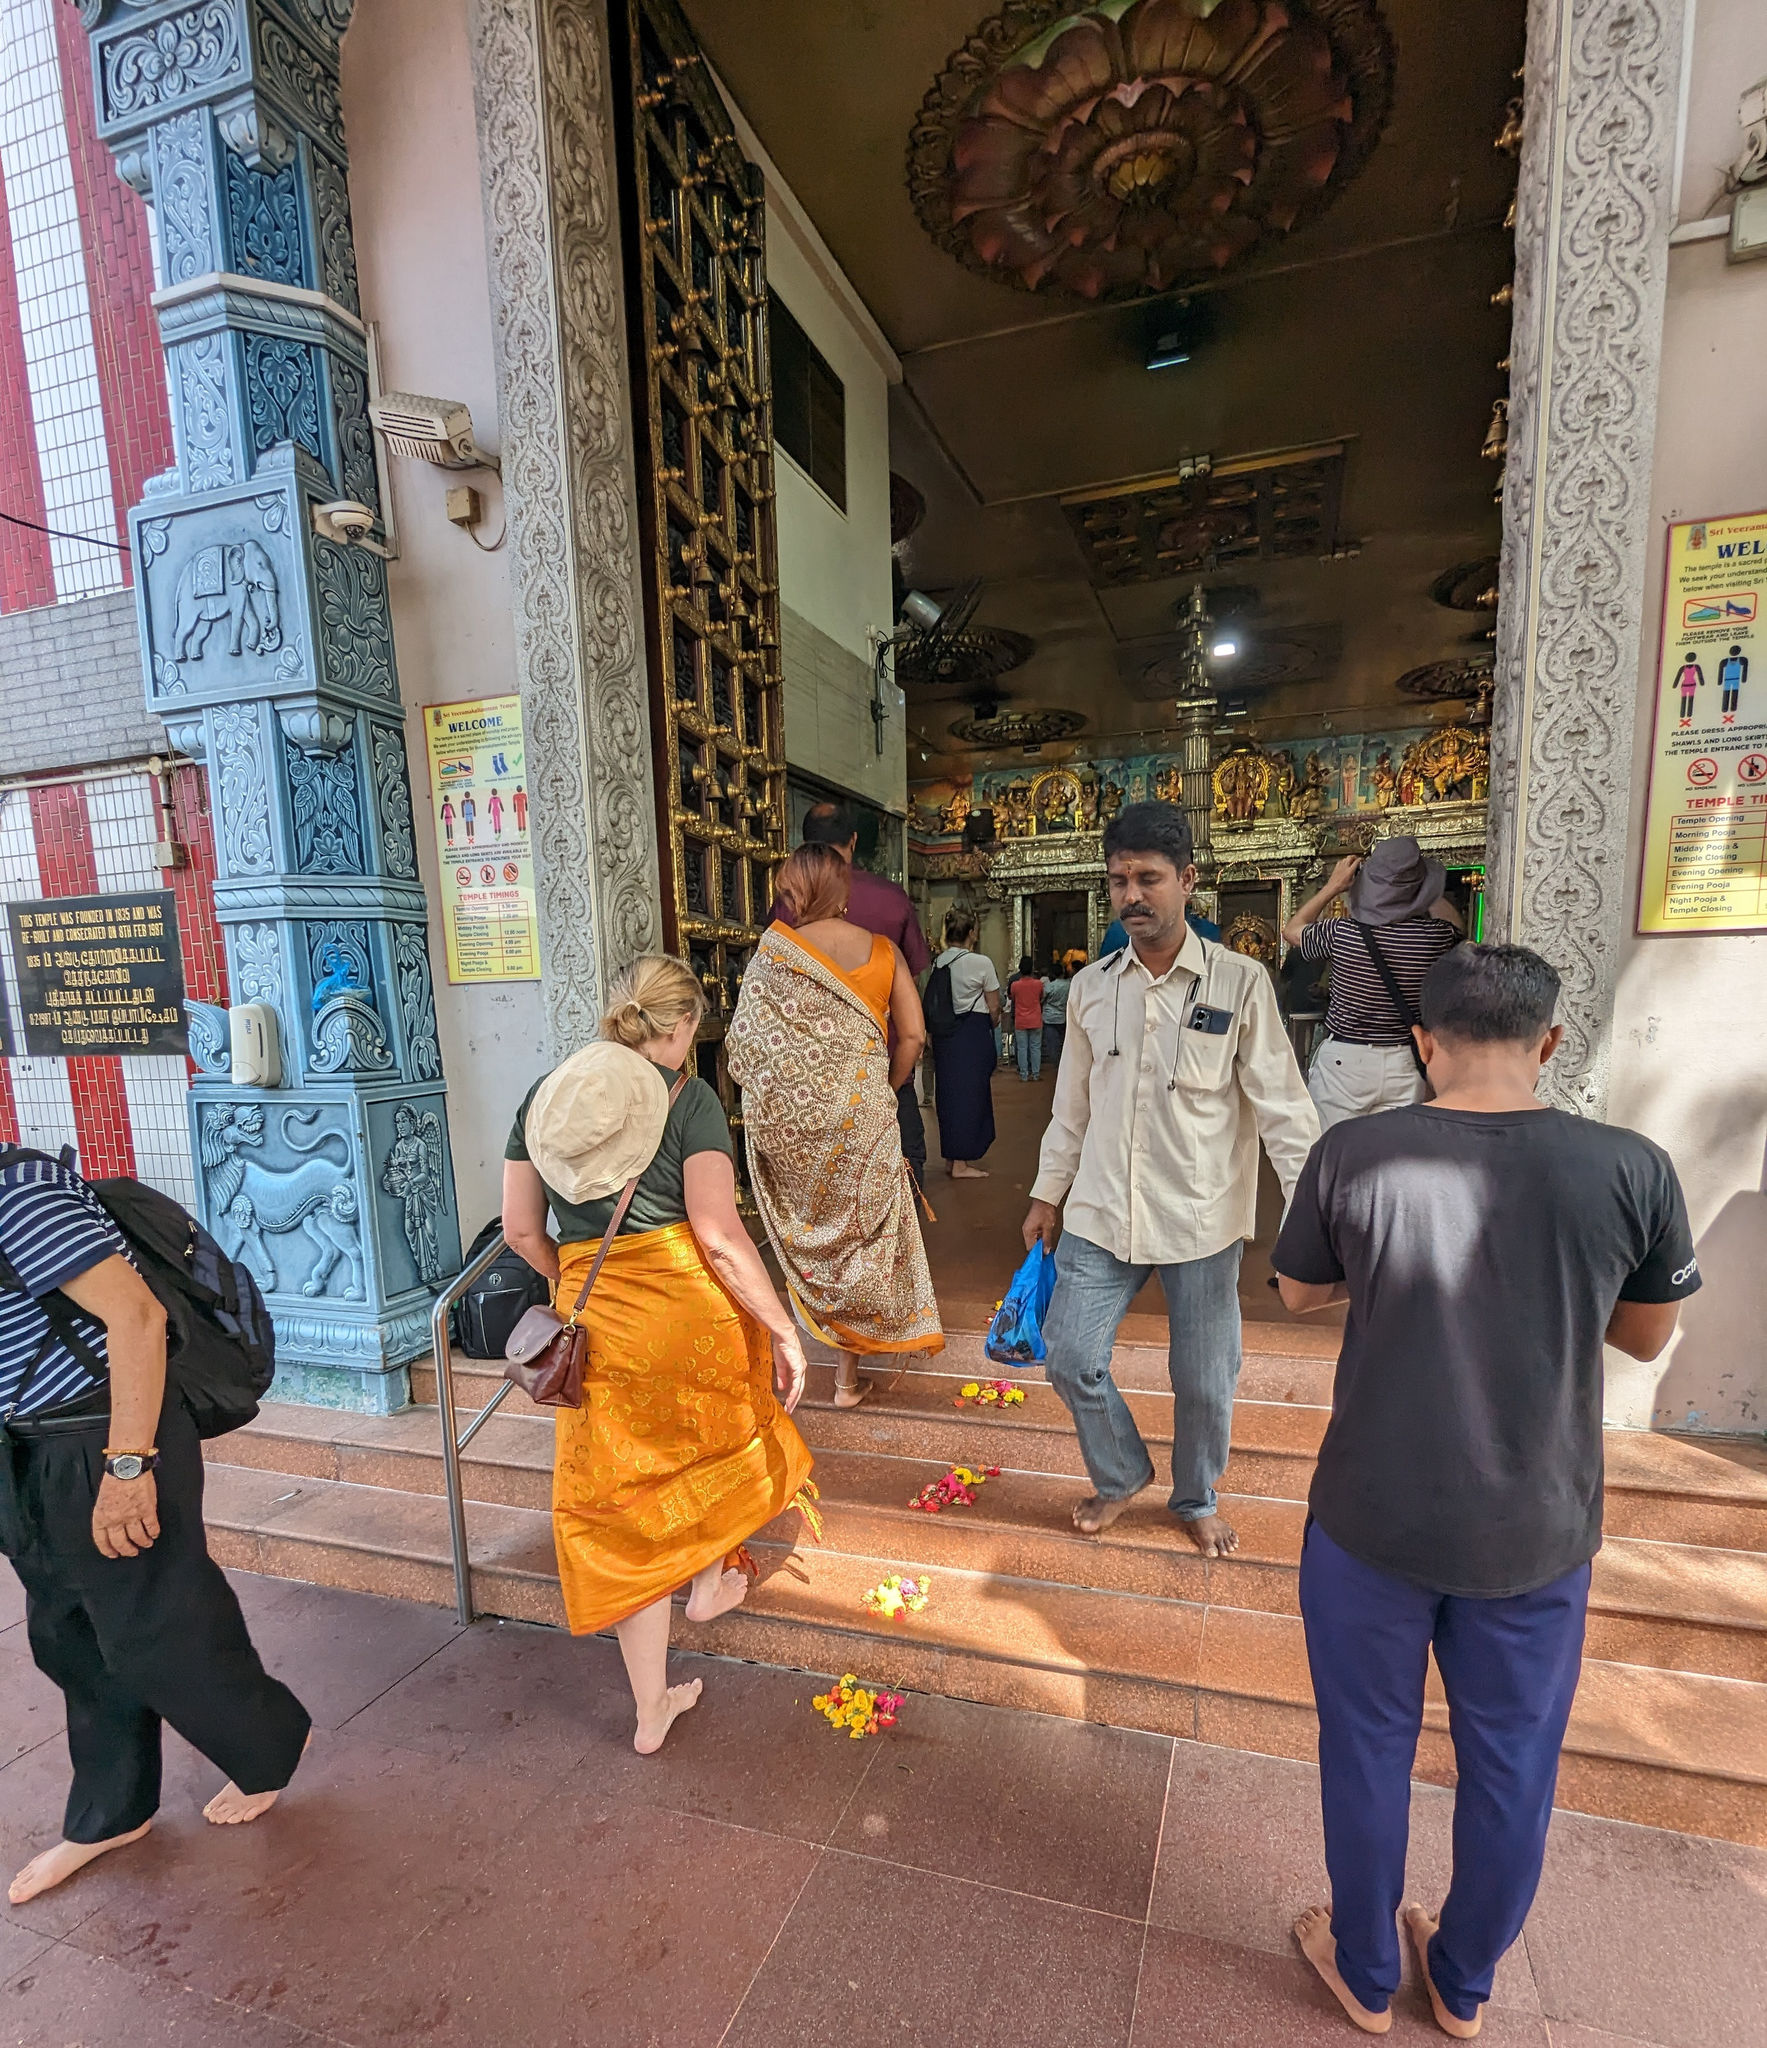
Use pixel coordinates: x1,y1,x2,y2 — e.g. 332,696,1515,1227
199,1453,1767,1849
198,1319,1767,1848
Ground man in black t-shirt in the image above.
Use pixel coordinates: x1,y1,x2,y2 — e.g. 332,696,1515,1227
1272,944,1699,2039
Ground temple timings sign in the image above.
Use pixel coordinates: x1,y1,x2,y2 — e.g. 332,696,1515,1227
423,695,541,983
8,891,187,1055
1638,510,1767,934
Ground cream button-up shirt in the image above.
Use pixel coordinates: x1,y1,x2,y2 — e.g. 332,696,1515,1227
1030,928,1321,1266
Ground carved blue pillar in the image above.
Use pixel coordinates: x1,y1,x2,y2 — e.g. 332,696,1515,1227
81,0,460,1411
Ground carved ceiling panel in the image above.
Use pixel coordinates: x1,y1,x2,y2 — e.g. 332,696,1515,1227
1064,445,1347,587
907,0,1396,301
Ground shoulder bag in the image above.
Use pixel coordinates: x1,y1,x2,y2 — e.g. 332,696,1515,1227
502,1075,686,1407
1349,922,1432,1086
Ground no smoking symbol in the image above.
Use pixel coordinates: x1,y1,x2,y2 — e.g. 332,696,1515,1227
1739,754,1767,785
1687,757,1719,786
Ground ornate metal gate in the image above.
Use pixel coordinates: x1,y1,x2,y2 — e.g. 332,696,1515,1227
609,0,788,1115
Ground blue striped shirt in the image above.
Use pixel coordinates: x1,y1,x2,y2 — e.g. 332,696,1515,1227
0,1157,121,1420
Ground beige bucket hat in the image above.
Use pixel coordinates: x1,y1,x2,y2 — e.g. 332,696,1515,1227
523,1041,670,1201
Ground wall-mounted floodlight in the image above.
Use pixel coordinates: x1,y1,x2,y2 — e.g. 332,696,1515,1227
369,391,501,472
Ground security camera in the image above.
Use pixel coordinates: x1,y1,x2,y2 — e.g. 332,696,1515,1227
369,391,501,472
312,498,392,558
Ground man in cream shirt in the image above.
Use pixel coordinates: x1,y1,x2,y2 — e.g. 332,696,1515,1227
1023,802,1319,1558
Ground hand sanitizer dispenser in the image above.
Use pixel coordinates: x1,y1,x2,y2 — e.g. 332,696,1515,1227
229,1003,282,1088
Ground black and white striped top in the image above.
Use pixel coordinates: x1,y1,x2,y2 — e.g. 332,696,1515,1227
0,1155,121,1420
1298,915,1462,1046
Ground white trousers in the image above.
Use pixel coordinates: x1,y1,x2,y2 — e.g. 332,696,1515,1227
1307,1036,1428,1130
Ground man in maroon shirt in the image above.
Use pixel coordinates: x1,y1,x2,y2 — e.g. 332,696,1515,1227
768,802,932,1188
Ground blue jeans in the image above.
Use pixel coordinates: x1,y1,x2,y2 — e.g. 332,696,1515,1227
1041,1231,1243,1519
1015,1026,1042,1079
1300,1522,1589,2023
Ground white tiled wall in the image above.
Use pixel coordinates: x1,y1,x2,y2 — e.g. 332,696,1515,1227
84,772,197,1207
0,0,123,602
0,782,77,1154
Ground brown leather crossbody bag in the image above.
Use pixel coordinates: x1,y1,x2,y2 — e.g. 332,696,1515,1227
502,1074,686,1408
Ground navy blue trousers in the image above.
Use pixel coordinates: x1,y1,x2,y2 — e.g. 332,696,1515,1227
1299,1521,1588,2023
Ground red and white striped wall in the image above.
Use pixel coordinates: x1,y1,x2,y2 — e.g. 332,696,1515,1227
0,763,226,1202
0,0,172,612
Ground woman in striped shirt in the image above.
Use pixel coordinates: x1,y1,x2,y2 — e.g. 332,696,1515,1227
1282,838,1463,1129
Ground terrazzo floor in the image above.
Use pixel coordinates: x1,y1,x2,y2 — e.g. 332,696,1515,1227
0,1570,1760,2047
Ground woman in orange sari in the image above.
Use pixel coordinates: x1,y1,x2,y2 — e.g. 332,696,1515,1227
502,955,813,1754
728,845,943,1407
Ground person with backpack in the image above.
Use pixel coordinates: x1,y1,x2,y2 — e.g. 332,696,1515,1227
1281,838,1463,1129
924,910,1000,1178
0,1147,309,1906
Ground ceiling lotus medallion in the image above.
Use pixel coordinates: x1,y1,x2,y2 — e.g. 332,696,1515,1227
907,0,1396,300
895,624,1036,692
948,706,1087,748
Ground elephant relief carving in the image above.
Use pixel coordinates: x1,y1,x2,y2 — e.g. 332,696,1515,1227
174,539,282,661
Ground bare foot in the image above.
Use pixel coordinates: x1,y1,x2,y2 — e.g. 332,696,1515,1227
204,1782,283,1825
9,1822,151,1904
634,1678,702,1755
204,1728,311,1826
1294,1905,1393,2034
1404,1904,1481,2038
950,1161,988,1179
684,1567,749,1623
1072,1484,1148,1534
833,1373,876,1409
1181,1512,1240,1558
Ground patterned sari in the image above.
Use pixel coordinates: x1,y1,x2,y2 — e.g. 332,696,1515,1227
551,1221,815,1634
727,924,943,1357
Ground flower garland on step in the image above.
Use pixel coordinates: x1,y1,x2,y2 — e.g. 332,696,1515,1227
812,1675,904,1738
954,1379,1025,1410
907,1463,1001,1512
862,1573,931,1621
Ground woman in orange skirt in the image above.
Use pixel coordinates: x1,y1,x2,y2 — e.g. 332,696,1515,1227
728,844,944,1406
502,955,813,1754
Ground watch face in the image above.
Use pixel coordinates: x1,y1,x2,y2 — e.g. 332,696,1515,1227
109,1454,146,1481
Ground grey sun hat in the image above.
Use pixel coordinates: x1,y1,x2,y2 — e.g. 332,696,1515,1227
1349,835,1447,926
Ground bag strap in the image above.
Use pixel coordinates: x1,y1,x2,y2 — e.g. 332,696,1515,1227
1350,922,1428,1078
563,1074,688,1326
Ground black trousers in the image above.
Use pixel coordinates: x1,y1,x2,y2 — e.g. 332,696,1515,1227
896,1080,927,1192
4,1398,310,1842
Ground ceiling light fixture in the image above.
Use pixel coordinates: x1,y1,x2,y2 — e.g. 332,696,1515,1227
1210,637,1239,660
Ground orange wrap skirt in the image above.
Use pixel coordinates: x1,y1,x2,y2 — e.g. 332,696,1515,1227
550,1220,814,1635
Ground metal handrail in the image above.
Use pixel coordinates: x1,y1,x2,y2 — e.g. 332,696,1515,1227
429,1231,517,1624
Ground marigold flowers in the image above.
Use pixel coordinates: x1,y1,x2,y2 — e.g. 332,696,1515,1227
907,1463,1002,1512
954,1379,1025,1409
810,1674,904,1738
862,1573,931,1621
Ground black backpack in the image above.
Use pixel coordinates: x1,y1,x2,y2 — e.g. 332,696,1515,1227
922,960,961,1040
449,1217,550,1359
0,1145,274,1439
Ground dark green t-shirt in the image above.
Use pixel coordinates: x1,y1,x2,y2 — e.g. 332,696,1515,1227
505,1063,733,1244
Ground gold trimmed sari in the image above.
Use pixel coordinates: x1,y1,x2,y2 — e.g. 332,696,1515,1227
550,1220,815,1635
726,923,944,1358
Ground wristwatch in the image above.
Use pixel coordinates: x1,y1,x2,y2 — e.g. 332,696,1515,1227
102,1449,161,1482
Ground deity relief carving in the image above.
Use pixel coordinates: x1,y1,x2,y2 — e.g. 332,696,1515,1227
381,1103,448,1285
1399,726,1488,804
1212,747,1274,825
174,539,281,661
199,1103,364,1300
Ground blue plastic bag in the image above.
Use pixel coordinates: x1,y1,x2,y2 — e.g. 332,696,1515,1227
985,1241,1058,1366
